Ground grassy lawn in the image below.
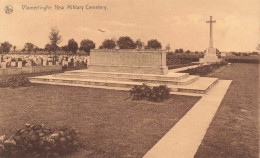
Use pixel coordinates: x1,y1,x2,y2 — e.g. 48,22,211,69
0,84,200,157
195,63,259,158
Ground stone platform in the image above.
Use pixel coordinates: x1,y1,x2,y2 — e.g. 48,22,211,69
29,69,219,95
200,54,221,63
29,50,221,96
200,48,222,63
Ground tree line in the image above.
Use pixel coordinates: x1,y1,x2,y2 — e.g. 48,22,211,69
1,26,257,55
0,26,163,55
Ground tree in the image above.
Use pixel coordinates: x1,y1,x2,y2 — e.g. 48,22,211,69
13,46,16,52
80,39,95,55
38,48,45,51
45,44,52,53
1,41,12,54
61,45,69,52
117,36,136,49
179,49,184,53
175,49,180,53
101,39,116,49
135,39,144,49
48,26,62,62
185,50,191,54
146,39,162,50
251,51,259,55
0,46,3,54
67,39,78,54
24,43,34,54
33,46,39,54
49,26,62,52
166,44,171,52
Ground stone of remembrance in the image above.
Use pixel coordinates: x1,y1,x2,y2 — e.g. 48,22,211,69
88,49,168,75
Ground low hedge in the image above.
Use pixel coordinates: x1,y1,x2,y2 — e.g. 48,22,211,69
0,124,81,158
166,53,203,65
181,61,228,75
130,84,170,102
0,75,31,88
223,56,259,64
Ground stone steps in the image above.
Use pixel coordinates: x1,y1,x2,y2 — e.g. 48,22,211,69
170,77,219,94
132,75,199,85
30,76,141,88
29,71,219,95
62,70,189,80
53,71,198,85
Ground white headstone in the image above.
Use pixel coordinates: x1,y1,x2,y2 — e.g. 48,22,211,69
1,62,7,68
18,61,23,68
11,61,17,67
43,60,47,66
26,60,32,66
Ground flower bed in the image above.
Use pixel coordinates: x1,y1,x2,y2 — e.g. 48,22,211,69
130,84,170,102
0,124,80,158
0,75,31,88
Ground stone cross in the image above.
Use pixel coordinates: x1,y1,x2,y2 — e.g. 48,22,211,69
206,16,216,48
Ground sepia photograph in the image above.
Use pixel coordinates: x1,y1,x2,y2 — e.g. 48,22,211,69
0,0,259,157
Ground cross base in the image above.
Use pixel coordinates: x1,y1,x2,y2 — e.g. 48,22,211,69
200,47,221,63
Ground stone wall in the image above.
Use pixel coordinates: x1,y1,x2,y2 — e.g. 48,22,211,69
88,50,168,75
0,65,62,76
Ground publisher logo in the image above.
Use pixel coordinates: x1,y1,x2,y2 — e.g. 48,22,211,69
5,5,13,14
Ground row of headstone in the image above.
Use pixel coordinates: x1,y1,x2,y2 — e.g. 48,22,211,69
0,54,88,69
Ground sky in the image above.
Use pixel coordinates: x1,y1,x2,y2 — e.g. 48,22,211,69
0,0,259,52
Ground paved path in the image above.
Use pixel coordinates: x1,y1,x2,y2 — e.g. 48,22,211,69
143,80,232,158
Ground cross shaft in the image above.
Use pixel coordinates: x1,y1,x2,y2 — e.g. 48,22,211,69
206,16,216,48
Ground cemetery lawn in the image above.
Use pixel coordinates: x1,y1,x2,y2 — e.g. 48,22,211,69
0,83,200,157
195,63,259,158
